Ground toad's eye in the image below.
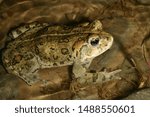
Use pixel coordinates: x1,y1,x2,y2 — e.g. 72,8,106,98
90,37,100,46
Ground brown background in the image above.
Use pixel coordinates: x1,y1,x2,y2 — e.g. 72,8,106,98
0,0,150,99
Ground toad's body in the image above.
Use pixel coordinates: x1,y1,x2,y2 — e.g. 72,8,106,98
2,20,114,85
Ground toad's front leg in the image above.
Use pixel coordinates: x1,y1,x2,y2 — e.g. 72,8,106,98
71,61,122,89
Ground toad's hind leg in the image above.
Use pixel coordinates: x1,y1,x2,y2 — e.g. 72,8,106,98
13,59,41,86
2,44,47,86
18,55,50,86
9,52,41,85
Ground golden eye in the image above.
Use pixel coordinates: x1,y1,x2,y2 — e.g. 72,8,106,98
90,37,100,46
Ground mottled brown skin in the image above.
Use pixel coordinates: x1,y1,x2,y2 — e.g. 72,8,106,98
2,20,114,85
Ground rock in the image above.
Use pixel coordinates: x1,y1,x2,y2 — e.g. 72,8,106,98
124,88,150,100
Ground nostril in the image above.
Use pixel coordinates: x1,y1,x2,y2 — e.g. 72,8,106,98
106,37,110,41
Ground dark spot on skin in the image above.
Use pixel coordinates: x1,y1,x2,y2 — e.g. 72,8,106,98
69,55,72,58
40,41,45,45
42,56,48,61
35,46,39,54
67,58,70,61
25,25,30,29
102,77,106,81
16,29,22,35
53,63,58,66
8,32,13,39
35,27,48,37
21,66,25,70
104,44,108,46
45,36,49,40
12,60,17,65
58,39,69,43
16,44,24,49
27,81,31,84
24,53,34,60
53,55,58,60
63,26,70,30
61,48,69,55
32,75,38,80
12,54,22,65
60,61,64,64
76,51,78,57
18,72,23,76
40,27,48,33
72,47,75,51
48,57,51,62
50,47,55,50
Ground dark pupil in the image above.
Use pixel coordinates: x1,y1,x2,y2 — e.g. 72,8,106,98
90,38,99,46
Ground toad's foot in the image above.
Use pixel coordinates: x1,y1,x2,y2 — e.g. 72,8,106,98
98,69,122,83
71,69,122,93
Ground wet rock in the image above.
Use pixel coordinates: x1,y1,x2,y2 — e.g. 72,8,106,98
124,88,150,100
0,74,20,99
